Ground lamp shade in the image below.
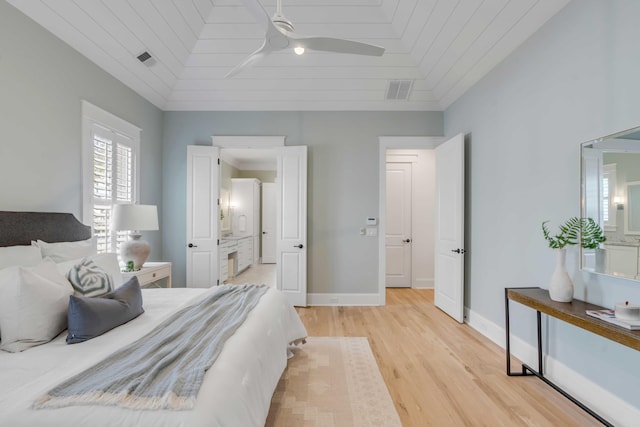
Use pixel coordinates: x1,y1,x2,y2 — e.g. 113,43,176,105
111,204,159,231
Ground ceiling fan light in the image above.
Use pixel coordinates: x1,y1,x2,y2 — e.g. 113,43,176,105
294,46,305,55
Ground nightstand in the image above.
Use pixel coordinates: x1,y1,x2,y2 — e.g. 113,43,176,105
122,262,172,288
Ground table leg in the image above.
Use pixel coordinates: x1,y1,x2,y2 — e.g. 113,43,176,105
505,288,533,377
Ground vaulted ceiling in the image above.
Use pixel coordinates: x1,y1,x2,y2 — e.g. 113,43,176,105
8,0,569,111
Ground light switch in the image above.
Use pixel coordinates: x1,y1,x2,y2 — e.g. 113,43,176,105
365,227,377,237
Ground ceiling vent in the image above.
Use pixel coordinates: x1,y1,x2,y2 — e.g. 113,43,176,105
136,51,156,67
386,79,413,100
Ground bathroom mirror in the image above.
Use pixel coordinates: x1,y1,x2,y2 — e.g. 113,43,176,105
581,126,640,280
220,188,231,232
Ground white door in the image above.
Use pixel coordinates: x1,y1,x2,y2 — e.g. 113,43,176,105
186,145,219,288
261,182,277,263
434,134,465,322
385,162,412,287
277,146,307,306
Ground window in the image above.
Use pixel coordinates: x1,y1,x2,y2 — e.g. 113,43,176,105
82,101,140,253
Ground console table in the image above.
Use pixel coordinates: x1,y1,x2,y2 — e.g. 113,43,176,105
505,287,640,426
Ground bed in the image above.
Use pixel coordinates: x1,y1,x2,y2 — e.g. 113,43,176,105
0,211,307,427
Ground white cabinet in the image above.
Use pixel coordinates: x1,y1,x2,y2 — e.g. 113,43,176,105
122,262,172,288
603,244,639,279
231,178,261,265
237,236,253,272
219,240,236,282
219,236,253,282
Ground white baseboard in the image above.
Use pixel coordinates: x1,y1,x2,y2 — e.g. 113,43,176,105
307,293,380,306
464,308,640,426
412,278,433,289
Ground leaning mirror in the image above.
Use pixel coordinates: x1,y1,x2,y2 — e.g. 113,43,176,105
581,126,640,280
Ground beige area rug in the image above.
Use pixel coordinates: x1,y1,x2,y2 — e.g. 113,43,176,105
265,337,402,427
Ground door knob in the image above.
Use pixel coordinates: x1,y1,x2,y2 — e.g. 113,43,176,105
188,243,198,248
263,231,267,234
403,239,411,243
451,248,466,254
294,244,304,249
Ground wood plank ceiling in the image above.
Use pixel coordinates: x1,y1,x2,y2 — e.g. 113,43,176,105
8,0,569,111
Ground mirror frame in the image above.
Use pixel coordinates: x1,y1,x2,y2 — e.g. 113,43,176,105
580,125,640,281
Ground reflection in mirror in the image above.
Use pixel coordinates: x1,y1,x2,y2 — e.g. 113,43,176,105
220,188,231,232
626,181,640,235
581,126,640,280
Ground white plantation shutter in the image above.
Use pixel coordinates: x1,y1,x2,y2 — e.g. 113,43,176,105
82,102,140,254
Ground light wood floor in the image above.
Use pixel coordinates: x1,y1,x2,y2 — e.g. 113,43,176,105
296,288,600,427
224,263,276,288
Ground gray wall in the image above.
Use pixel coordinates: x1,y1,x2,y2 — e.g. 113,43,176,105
445,0,640,413
0,2,164,258
162,111,443,290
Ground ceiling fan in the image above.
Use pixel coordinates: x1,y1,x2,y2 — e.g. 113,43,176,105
225,0,386,78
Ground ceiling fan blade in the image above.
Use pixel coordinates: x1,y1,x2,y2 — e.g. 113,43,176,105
225,43,270,78
295,36,385,56
238,0,273,33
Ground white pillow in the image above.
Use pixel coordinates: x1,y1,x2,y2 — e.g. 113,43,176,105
0,259,74,352
88,253,124,287
32,238,97,263
0,245,43,269
55,253,123,288
66,258,114,297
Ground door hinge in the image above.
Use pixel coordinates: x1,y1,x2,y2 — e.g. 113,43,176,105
217,279,220,286
217,239,220,245
217,158,220,165
217,198,220,205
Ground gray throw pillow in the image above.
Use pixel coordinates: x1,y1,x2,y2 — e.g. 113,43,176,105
66,258,114,297
66,276,144,344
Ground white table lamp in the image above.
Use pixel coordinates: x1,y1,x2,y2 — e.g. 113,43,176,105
112,204,159,271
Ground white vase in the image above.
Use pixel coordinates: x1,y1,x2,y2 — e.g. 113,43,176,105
548,248,574,302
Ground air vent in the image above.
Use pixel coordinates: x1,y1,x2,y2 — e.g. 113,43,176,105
136,51,156,67
386,80,413,100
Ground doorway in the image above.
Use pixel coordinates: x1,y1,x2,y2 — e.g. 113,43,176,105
379,138,443,305
186,137,308,306
219,148,277,286
378,135,466,323
385,150,434,288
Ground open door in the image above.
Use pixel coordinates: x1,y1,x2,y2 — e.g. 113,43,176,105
434,134,465,322
186,145,219,288
261,182,277,263
276,146,307,306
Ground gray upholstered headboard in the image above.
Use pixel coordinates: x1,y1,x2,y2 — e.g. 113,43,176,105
0,211,92,247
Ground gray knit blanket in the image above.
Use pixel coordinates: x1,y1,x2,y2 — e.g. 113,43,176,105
35,284,269,411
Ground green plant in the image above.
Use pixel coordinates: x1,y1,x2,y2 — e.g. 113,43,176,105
542,217,606,249
580,217,606,249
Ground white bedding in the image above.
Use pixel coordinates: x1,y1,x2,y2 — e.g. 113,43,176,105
0,286,307,427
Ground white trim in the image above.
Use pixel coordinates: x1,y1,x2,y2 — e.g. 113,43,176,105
81,100,141,240
412,278,434,289
211,136,286,148
307,293,380,306
378,136,445,305
465,307,639,427
386,154,419,163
